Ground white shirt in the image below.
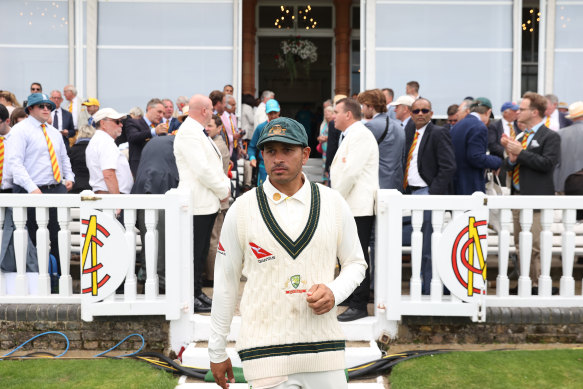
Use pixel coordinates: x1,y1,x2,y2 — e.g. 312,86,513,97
407,123,429,187
1,131,13,190
502,120,514,137
6,116,74,192
209,174,366,363
253,101,267,130
66,96,81,129
86,130,133,193
547,109,560,132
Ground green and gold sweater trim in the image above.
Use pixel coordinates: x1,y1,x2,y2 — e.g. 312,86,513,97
256,182,321,259
239,340,345,361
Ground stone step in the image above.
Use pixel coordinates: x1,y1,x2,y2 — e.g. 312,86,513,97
181,340,382,373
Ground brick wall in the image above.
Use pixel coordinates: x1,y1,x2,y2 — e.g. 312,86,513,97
0,304,169,353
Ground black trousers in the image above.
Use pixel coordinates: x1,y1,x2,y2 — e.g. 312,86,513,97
193,213,217,296
349,215,375,310
13,184,67,273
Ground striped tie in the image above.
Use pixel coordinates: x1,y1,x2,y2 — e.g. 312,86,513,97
545,116,550,128
0,136,4,185
403,131,419,189
509,122,515,139
511,129,532,187
68,101,73,113
41,124,62,183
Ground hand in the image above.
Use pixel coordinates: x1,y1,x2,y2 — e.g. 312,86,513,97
65,180,73,191
505,139,523,156
306,284,335,315
210,359,235,389
155,123,168,135
31,188,42,194
62,129,69,137
250,159,257,168
500,133,510,147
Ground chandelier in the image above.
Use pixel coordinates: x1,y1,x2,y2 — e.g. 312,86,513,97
274,5,318,30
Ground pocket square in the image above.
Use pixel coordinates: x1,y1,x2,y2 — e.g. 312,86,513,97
530,140,540,148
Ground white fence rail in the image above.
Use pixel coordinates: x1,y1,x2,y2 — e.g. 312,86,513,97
377,190,583,323
0,190,193,321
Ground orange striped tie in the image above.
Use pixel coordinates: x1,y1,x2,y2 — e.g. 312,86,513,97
0,136,4,185
511,129,532,186
509,122,515,139
545,116,550,128
403,131,419,189
68,101,73,113
41,124,62,183
229,116,237,149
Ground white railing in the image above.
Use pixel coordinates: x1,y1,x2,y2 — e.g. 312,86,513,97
0,190,193,321
376,190,583,323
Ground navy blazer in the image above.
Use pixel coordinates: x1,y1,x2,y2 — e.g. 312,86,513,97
132,136,179,194
503,125,560,195
451,115,502,195
404,121,456,195
126,118,160,176
559,111,573,129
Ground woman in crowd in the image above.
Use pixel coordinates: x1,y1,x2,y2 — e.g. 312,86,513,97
9,107,27,124
0,91,21,115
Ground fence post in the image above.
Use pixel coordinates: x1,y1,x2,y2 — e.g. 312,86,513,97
13,207,28,295
58,207,73,296
384,189,403,321
124,209,138,301
538,209,553,296
518,209,533,297
560,209,576,296
496,208,512,296
36,207,51,295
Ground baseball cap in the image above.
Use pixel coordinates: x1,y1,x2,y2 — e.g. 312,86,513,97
475,97,492,109
500,101,518,112
266,99,280,113
25,93,55,114
82,98,101,107
257,117,308,150
389,95,415,107
93,108,126,123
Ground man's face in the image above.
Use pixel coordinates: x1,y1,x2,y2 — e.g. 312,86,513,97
163,101,174,119
146,103,164,124
29,103,52,123
447,114,458,127
226,98,236,114
50,92,63,109
63,88,74,101
214,99,225,114
0,117,10,136
101,117,123,139
517,98,535,126
87,105,100,115
262,142,309,188
382,90,393,104
395,104,410,121
206,120,221,138
267,111,280,121
223,85,233,95
544,99,556,117
406,85,413,96
333,102,350,131
30,84,42,93
456,103,469,121
362,103,375,120
502,109,518,123
411,100,433,129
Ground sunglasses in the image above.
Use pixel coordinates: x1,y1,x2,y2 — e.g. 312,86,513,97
31,88,41,92
411,108,431,114
36,103,52,110
105,118,122,125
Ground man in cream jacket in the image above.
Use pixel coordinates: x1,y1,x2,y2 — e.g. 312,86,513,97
330,97,379,322
174,94,231,312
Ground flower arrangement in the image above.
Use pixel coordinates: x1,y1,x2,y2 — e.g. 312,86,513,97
275,37,318,82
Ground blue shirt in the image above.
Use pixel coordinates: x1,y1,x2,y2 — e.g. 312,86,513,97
6,116,74,192
248,120,268,166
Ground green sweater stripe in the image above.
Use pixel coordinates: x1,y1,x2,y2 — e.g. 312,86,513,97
256,182,321,259
239,340,346,361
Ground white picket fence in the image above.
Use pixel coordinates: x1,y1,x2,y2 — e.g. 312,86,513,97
1,189,583,330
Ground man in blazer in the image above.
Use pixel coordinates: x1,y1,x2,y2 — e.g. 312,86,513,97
331,97,379,322
358,89,405,191
502,92,560,293
451,97,502,195
174,94,231,312
403,98,456,294
544,94,572,132
126,98,167,176
49,90,75,150
554,101,583,193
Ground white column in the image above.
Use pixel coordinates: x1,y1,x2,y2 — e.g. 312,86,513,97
430,210,444,301
74,0,85,98
124,209,137,301
560,209,575,296
496,209,512,296
364,0,376,90
36,208,51,295
13,207,28,295
58,207,73,296
410,210,423,301
544,0,556,94
144,209,159,299
86,0,98,98
512,0,523,101
538,209,553,296
518,209,533,296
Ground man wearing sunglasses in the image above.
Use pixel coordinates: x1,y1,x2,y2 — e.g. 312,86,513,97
86,108,133,195
5,93,75,268
403,98,456,295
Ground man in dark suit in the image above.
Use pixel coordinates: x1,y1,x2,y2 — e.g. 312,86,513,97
544,94,572,132
49,90,75,149
501,92,560,294
451,97,502,195
162,98,180,134
125,98,167,176
403,98,456,294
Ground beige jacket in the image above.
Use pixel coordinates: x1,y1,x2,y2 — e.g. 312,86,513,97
330,121,379,216
174,117,231,215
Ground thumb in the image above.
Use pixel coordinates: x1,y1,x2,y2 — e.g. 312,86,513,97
307,284,320,297
227,365,235,383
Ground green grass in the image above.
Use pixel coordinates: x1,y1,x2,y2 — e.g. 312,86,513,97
390,349,583,389
0,358,178,389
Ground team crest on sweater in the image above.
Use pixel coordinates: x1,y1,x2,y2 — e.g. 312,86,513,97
249,242,275,263
284,274,307,294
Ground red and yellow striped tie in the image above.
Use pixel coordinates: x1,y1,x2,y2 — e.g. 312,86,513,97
545,116,550,128
511,129,531,186
41,124,61,183
509,122,516,139
0,136,4,184
229,116,237,149
403,131,419,189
